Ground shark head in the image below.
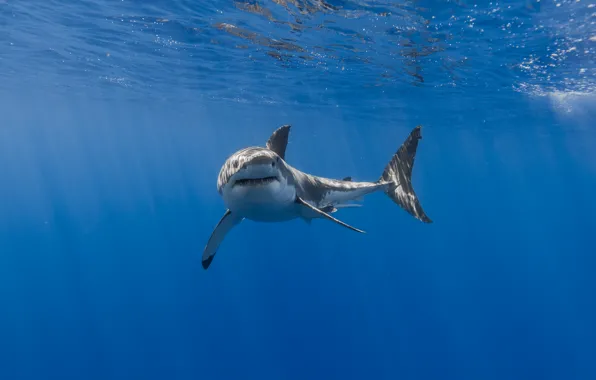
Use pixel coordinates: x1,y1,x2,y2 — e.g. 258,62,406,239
217,147,297,219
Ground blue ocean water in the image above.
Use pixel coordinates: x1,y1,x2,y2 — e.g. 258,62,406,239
1,0,595,379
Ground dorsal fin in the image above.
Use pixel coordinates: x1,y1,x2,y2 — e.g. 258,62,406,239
266,125,291,160
342,176,352,181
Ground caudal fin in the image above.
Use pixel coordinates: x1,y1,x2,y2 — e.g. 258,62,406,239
379,125,432,223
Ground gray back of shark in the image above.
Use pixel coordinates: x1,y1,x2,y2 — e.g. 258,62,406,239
201,124,432,269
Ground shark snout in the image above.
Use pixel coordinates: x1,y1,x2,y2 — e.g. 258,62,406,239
246,155,278,167
231,162,282,187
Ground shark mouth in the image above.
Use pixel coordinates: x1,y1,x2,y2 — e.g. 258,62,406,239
234,176,279,187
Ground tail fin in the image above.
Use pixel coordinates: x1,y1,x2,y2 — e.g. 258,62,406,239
379,125,432,223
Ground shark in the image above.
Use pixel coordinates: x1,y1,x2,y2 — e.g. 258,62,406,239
201,125,432,269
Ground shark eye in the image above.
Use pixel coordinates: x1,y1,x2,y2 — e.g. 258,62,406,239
271,161,276,167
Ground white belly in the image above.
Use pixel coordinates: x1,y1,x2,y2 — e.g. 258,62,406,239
222,180,298,222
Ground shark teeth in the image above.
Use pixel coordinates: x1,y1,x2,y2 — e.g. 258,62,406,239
234,176,278,187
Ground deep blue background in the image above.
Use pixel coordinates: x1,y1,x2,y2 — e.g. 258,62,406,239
1,1,595,379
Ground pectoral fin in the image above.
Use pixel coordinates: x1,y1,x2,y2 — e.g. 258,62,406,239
295,197,365,234
202,209,243,269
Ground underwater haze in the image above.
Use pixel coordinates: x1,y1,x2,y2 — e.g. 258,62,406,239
1,0,595,379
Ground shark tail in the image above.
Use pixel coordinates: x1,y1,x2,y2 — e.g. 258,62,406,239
379,125,432,223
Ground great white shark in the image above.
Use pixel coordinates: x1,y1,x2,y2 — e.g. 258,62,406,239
202,125,432,269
